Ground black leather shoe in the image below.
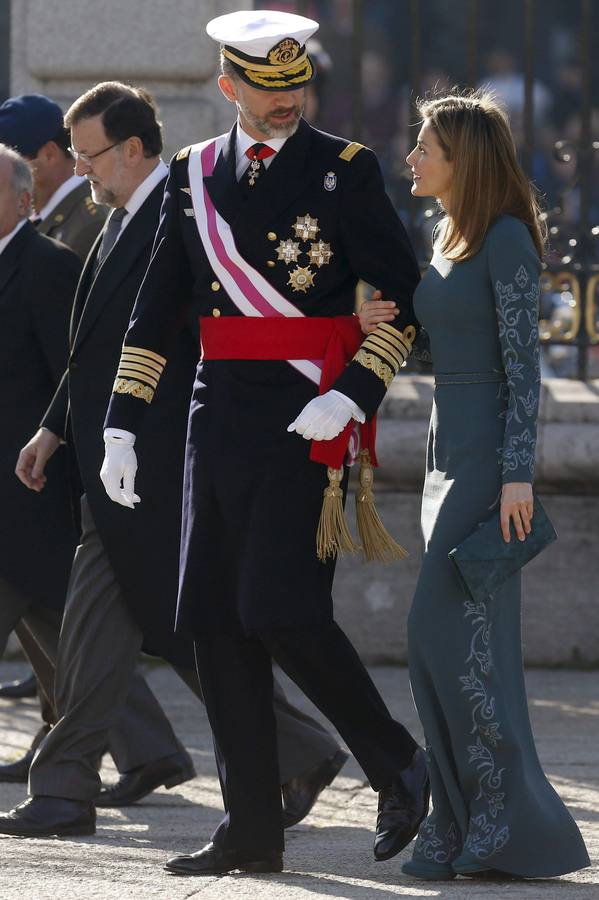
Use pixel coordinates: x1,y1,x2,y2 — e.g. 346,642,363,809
0,724,51,783
374,746,430,861
165,841,283,876
0,672,37,699
282,747,349,828
0,796,95,837
95,750,196,807
0,746,35,783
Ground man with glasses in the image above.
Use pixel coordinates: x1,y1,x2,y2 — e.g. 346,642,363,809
0,81,344,838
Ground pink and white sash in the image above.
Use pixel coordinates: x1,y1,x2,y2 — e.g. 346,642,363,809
187,136,321,386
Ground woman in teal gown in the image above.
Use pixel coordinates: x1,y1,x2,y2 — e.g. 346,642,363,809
361,91,589,881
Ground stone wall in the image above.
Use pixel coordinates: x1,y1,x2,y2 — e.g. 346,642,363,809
10,0,249,156
334,377,599,667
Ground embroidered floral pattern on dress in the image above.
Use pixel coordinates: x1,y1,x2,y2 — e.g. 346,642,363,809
493,262,540,479
414,817,459,864
459,598,511,859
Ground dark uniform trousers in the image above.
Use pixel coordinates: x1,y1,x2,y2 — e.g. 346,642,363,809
29,496,338,800
195,621,417,853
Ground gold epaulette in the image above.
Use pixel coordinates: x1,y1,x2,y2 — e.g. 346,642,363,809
113,345,167,404
339,142,366,162
176,145,191,161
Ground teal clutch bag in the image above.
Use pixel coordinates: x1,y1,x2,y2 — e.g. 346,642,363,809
448,496,557,604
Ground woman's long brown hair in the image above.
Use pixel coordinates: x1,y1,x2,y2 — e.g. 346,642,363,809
418,90,546,261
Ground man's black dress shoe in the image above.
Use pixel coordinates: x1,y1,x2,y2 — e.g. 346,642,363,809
165,841,283,876
0,796,95,837
374,746,430,861
282,747,349,828
0,746,35,783
95,750,196,807
0,672,37,699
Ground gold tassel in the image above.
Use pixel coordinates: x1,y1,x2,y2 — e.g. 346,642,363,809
355,450,409,563
317,467,360,562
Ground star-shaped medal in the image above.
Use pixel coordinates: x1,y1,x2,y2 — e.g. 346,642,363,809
276,239,301,264
293,214,320,241
308,240,334,268
288,266,315,293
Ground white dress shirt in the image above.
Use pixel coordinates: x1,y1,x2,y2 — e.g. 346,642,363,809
112,159,169,243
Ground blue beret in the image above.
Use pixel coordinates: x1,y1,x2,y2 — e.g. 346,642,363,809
0,94,65,157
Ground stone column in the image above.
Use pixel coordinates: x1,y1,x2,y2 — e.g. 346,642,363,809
10,0,250,156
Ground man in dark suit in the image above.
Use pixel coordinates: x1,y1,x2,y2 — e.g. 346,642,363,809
0,143,79,713
0,93,108,708
0,82,344,838
99,11,429,876
0,143,198,802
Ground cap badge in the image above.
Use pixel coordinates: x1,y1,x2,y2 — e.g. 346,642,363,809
324,171,337,192
288,265,315,293
268,38,301,67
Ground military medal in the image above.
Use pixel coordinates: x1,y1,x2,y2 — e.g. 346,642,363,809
276,239,301,264
308,240,333,267
293,214,320,241
288,266,315,293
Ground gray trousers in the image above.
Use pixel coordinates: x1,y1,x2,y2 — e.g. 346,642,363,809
0,576,189,775
29,495,338,801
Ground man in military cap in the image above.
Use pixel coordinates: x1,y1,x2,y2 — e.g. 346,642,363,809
0,93,107,261
100,9,428,876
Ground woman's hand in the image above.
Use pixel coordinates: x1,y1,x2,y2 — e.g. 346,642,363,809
358,290,399,335
500,482,534,543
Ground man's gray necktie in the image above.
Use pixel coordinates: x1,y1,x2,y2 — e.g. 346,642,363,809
95,206,127,269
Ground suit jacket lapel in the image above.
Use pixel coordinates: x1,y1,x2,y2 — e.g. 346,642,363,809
68,230,102,346
70,178,165,355
0,222,34,296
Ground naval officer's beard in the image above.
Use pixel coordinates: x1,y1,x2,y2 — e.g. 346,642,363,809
236,96,303,139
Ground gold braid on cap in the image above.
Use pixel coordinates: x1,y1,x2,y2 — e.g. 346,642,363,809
222,47,307,73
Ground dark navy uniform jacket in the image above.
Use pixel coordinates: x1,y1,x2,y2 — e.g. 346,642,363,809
106,118,421,634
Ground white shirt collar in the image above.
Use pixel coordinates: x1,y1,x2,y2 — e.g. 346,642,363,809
234,122,287,181
0,218,28,258
114,159,168,238
34,174,86,223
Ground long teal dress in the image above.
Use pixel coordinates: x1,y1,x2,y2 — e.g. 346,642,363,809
405,215,590,878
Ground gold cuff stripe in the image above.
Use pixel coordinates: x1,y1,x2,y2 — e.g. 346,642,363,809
120,354,163,375
360,343,401,373
117,362,161,385
123,345,166,366
113,378,155,404
222,47,308,74
116,368,159,389
339,142,365,162
362,334,404,365
377,322,412,350
353,350,394,388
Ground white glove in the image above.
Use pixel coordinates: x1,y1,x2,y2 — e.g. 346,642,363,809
100,428,140,509
287,390,365,441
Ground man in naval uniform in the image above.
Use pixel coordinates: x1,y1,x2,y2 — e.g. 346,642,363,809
0,81,344,838
101,10,429,876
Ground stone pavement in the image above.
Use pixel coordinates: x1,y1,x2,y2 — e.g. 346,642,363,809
0,660,597,900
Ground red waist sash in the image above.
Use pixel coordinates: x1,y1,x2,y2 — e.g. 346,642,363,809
199,315,377,470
